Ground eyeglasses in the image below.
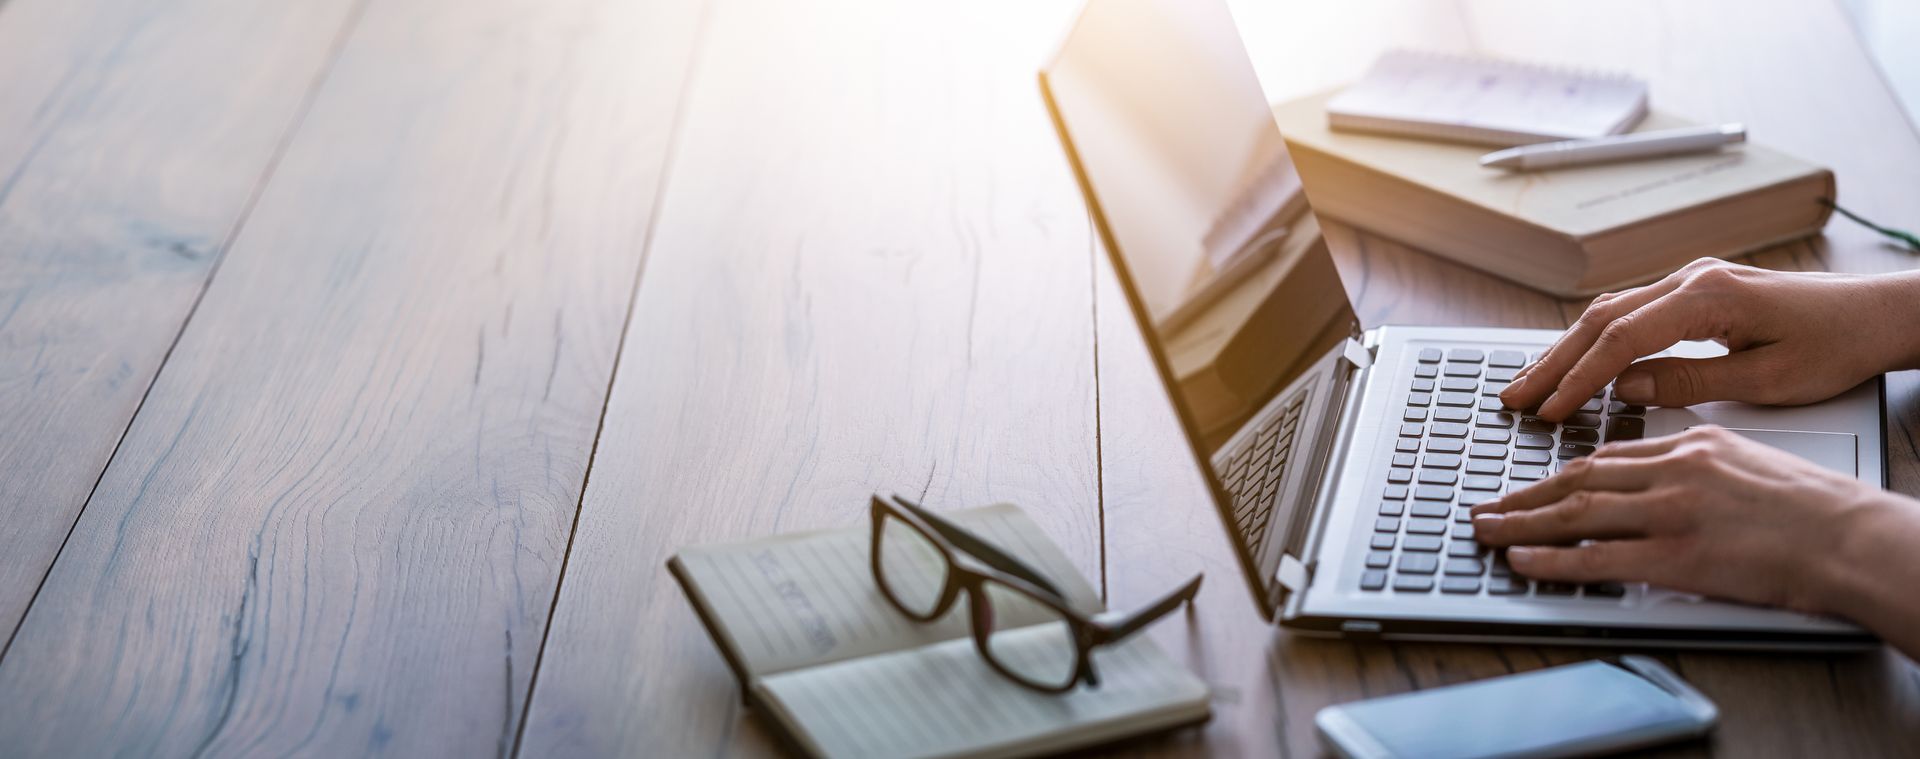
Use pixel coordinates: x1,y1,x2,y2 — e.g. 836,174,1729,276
869,494,1203,694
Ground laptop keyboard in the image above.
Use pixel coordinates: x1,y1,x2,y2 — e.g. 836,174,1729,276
1222,387,1310,562
1359,346,1647,599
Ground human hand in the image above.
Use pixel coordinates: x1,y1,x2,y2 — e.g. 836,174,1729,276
1500,258,1920,422
1468,426,1884,615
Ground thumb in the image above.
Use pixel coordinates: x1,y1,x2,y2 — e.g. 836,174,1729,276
1613,351,1782,407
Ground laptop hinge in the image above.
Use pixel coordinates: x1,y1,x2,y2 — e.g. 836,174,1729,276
1272,333,1375,613
1275,553,1310,594
1340,336,1373,371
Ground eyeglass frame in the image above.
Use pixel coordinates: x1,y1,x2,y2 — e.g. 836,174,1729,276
868,493,1203,694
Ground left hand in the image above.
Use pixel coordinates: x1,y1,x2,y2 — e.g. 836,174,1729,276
1468,426,1879,614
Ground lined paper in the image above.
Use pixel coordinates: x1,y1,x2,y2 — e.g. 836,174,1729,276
1327,50,1648,146
758,627,1210,759
674,504,1102,677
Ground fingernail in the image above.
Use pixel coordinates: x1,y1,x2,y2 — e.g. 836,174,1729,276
1471,512,1503,528
1508,547,1535,564
1616,370,1653,403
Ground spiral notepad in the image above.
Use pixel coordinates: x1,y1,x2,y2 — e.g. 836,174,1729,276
1326,50,1649,147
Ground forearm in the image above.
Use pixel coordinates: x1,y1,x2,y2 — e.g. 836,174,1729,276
1819,489,1920,659
1863,270,1920,373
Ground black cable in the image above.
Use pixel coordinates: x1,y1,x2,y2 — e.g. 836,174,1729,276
1822,198,1920,252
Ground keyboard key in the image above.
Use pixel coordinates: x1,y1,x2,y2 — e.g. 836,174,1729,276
1414,485,1452,501
1538,581,1578,596
1564,413,1602,429
1487,577,1528,595
1387,469,1412,484
1443,363,1481,378
1395,439,1420,453
1404,534,1444,552
1415,364,1438,379
1562,428,1599,445
1578,397,1604,413
1488,350,1526,368
1398,553,1439,574
1457,491,1499,507
1510,465,1547,481
1407,518,1447,535
1514,449,1551,465
1417,348,1443,363
1441,576,1483,594
1477,397,1505,412
1475,412,1515,428
1383,484,1409,500
1419,469,1458,485
1433,407,1472,423
1447,348,1485,363
1606,416,1646,442
1557,443,1596,459
1392,453,1416,468
1409,501,1450,518
1402,407,1429,422
1444,557,1484,575
1480,381,1508,397
1411,378,1436,392
1374,517,1401,532
1447,540,1482,558
1466,459,1503,476
1484,366,1519,382
1436,392,1475,407
1516,433,1554,449
1467,444,1506,459
1518,417,1554,434
1362,570,1388,590
1425,438,1465,454
1399,423,1424,438
1440,377,1477,392
1451,523,1475,540
1366,551,1392,569
1379,501,1405,516
1462,475,1501,491
1472,428,1512,444
1453,506,1474,523
1406,392,1432,407
1431,422,1470,438
1489,554,1512,576
1607,400,1646,416
1393,574,1434,592
1422,453,1462,469
1371,533,1396,550
1586,582,1628,598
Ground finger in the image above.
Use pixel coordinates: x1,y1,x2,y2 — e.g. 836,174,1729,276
1537,291,1718,420
1473,491,1662,546
1589,432,1691,461
1501,279,1677,409
1470,456,1668,515
1506,540,1668,583
1611,350,1785,407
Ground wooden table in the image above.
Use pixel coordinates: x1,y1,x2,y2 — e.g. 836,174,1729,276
0,0,1915,756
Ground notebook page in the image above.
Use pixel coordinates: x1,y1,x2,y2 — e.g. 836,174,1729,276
757,626,1210,759
1327,50,1647,145
673,503,1102,678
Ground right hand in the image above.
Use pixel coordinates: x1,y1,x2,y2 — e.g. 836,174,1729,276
1501,258,1914,421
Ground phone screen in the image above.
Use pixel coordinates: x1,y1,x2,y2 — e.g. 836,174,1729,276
1336,661,1704,758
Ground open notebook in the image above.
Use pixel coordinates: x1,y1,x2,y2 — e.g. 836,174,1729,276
668,503,1211,759
1327,50,1648,147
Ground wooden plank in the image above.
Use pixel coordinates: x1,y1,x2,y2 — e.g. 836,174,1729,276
0,0,706,753
0,0,365,651
513,1,1103,755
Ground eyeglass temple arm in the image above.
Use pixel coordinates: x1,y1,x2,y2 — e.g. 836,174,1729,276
1099,573,1204,643
887,494,1069,601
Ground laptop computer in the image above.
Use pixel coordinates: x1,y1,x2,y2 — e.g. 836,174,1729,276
1040,0,1883,647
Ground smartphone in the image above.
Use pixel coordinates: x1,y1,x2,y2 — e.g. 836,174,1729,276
1315,656,1717,759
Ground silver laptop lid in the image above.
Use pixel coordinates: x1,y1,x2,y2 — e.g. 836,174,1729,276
1041,0,1362,620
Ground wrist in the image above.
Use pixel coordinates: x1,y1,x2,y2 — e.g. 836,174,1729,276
1863,271,1920,373
1815,489,1920,623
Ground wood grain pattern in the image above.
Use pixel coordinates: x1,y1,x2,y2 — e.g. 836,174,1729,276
0,0,365,653
513,1,1105,755
0,0,705,754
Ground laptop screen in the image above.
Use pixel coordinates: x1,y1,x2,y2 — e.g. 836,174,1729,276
1042,0,1360,616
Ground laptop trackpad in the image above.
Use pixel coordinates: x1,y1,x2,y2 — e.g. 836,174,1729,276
1690,427,1857,476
